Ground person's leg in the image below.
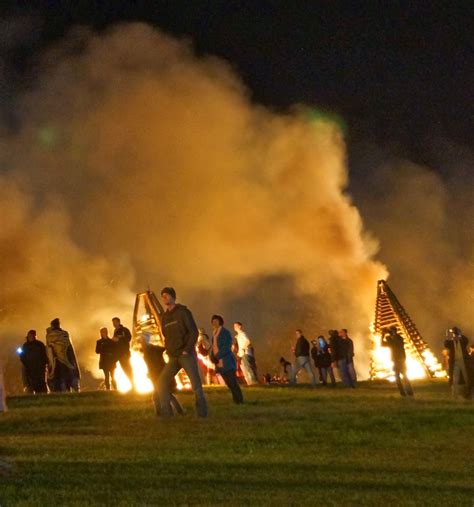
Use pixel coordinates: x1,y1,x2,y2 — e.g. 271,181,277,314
303,358,317,387
328,366,336,386
337,359,349,387
119,355,133,384
180,354,208,418
451,364,461,398
347,361,357,387
158,357,182,417
248,355,259,383
393,365,406,396
103,369,110,390
111,366,117,390
170,393,185,415
399,362,413,396
240,355,252,385
319,368,327,385
221,370,244,404
290,358,303,385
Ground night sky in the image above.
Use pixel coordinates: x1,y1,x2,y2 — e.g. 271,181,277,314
1,1,472,170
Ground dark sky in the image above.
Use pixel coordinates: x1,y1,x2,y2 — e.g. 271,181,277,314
1,1,473,167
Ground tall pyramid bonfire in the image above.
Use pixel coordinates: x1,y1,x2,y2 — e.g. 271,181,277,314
370,280,446,380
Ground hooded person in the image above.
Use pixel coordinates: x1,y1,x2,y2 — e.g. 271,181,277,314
444,326,472,399
46,318,80,392
19,330,49,393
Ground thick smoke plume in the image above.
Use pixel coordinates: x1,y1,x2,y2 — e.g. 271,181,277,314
1,24,389,390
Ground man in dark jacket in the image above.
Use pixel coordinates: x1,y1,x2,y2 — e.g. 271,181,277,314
339,329,357,387
112,317,133,386
95,327,117,390
329,329,355,388
157,287,208,418
20,330,49,393
290,329,316,386
382,326,414,397
444,326,471,399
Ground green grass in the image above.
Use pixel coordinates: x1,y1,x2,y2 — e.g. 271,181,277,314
0,381,473,506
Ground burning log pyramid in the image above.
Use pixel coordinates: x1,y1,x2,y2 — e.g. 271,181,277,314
370,280,446,380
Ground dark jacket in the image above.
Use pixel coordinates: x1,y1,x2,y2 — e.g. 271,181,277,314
95,338,117,370
311,345,332,368
21,339,49,374
113,325,132,357
329,333,342,362
160,304,198,357
211,327,237,373
295,336,310,357
382,333,406,363
444,335,470,384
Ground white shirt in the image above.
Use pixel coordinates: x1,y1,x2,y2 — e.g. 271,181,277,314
235,330,251,358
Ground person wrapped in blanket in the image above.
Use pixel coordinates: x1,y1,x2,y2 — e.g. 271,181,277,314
46,318,81,392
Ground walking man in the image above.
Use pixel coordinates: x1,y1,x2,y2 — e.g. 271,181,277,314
158,287,208,418
290,329,317,387
381,326,414,397
112,317,133,385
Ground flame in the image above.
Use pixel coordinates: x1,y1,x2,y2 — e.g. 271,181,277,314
115,349,194,393
371,328,447,381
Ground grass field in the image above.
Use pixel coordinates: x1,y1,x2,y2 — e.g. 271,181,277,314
0,381,473,506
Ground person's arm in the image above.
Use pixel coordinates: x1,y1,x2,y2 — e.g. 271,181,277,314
95,341,101,354
214,331,232,360
182,309,199,355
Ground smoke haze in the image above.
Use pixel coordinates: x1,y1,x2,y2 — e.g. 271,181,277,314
1,23,470,390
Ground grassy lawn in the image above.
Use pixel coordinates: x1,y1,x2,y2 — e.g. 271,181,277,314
0,381,473,506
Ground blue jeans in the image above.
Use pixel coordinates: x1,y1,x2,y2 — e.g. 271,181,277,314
290,356,317,386
337,359,356,388
158,352,208,417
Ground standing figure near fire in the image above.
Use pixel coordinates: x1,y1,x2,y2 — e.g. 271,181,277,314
339,329,357,386
444,326,472,400
233,322,259,385
95,327,117,390
329,329,356,388
381,326,414,397
19,330,49,393
139,334,184,416
211,315,244,403
290,329,317,387
112,317,133,386
46,318,80,392
311,336,336,387
158,287,208,418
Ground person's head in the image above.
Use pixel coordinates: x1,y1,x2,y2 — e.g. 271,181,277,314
318,335,327,348
295,329,303,338
198,327,206,335
338,329,348,338
311,339,318,347
100,327,108,338
112,317,121,329
211,314,224,330
329,329,338,339
449,326,461,339
233,322,243,332
50,318,60,329
160,287,177,308
26,329,37,342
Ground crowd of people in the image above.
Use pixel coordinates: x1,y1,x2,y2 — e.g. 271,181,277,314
13,287,474,418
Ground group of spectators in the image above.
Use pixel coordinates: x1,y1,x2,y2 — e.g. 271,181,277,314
15,287,473,415
277,329,356,389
